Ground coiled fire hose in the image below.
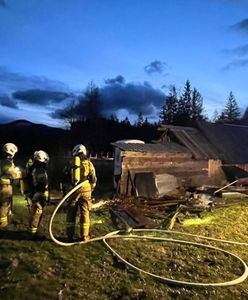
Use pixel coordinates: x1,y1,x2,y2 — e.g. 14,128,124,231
48,182,248,287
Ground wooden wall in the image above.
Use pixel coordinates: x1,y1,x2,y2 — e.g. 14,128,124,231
118,150,209,195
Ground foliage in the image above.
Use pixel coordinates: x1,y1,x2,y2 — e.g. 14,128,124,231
160,81,206,127
216,92,241,123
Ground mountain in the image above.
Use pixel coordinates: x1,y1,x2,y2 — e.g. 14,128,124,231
0,120,71,156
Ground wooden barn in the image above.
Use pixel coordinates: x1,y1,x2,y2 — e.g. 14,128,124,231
111,122,248,197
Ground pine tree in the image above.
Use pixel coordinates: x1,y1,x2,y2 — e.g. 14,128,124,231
159,85,178,124
177,80,192,125
218,91,240,123
135,112,144,127
191,88,204,122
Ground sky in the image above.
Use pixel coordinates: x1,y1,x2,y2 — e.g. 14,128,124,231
0,0,248,128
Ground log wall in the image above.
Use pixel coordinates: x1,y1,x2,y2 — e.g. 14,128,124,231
118,150,209,195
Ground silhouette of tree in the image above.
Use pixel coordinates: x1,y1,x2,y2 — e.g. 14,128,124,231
135,112,144,127
177,80,192,125
121,116,131,126
217,91,240,123
159,85,178,124
191,88,205,122
77,81,102,121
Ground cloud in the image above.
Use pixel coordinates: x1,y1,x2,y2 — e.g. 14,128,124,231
0,66,71,94
231,18,248,33
104,75,125,85
12,89,71,105
0,94,18,109
222,44,248,57
101,79,165,115
0,0,6,7
223,58,248,70
144,60,169,75
53,76,165,120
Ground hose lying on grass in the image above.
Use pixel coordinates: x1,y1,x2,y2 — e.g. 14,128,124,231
48,182,248,288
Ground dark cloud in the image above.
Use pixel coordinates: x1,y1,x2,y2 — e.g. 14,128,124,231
0,0,7,7
104,75,125,85
0,66,71,94
223,58,248,70
222,44,248,57
144,60,169,75
231,18,248,33
101,80,164,115
0,95,18,109
12,89,71,105
53,76,165,120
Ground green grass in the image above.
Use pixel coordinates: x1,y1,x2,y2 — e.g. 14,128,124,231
1,195,248,299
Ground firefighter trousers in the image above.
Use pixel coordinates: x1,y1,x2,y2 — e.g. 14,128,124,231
29,192,46,235
0,184,12,228
66,186,92,240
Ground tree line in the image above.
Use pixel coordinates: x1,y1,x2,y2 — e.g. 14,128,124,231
56,80,248,129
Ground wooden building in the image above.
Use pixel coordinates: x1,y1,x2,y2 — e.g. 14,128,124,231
112,122,248,196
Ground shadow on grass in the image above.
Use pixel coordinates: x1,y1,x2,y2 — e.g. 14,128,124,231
0,229,49,241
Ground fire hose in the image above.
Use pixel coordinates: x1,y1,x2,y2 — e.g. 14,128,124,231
48,182,248,287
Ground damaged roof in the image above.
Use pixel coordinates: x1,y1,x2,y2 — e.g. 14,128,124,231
197,122,248,164
158,124,219,160
159,122,248,164
111,141,191,153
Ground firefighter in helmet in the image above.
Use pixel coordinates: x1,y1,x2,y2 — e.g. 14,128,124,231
0,143,20,228
29,150,49,237
66,144,97,241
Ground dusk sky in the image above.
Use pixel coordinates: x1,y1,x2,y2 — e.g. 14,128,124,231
0,0,248,128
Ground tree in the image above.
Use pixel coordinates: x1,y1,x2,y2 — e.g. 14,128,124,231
159,85,178,124
191,88,205,122
83,81,102,120
135,112,144,127
177,80,192,125
217,91,240,123
121,116,131,126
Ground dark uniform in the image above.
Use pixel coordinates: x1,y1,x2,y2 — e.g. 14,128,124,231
27,151,49,236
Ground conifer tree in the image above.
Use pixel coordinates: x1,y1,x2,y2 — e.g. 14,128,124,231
191,88,204,122
177,80,192,125
218,91,240,123
135,112,144,127
159,85,178,124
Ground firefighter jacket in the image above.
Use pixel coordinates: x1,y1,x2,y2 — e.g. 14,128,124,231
0,157,20,185
72,157,97,191
30,162,49,202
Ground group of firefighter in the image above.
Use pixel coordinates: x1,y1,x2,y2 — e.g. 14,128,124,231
0,143,97,241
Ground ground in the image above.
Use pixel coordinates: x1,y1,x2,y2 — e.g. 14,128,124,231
1,193,248,300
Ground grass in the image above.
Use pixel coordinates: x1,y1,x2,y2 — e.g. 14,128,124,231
1,194,248,299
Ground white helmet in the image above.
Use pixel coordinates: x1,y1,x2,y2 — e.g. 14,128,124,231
72,144,87,156
2,143,18,157
34,150,49,163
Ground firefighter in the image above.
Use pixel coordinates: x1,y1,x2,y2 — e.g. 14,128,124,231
29,150,49,237
66,144,97,242
0,143,20,228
